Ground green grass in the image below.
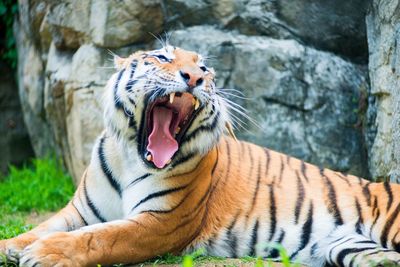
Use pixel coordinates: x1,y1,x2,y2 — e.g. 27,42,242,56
140,247,301,266
0,157,74,239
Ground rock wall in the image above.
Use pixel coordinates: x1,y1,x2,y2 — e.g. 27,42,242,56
366,0,400,182
0,60,34,174
15,0,377,183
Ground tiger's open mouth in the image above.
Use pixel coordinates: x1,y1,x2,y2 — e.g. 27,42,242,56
142,92,201,169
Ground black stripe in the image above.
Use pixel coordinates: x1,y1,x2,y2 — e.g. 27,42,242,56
182,185,211,219
355,240,377,245
227,213,239,258
268,229,285,258
71,201,88,226
114,69,126,110
181,111,220,144
301,161,309,182
128,115,138,132
127,173,151,188
265,149,271,177
141,188,194,214
130,185,187,213
98,137,122,196
310,243,318,257
226,139,231,169
278,155,284,184
162,202,206,236
334,173,351,186
249,220,259,256
384,182,393,212
354,199,363,234
362,182,372,206
370,208,380,237
291,202,313,259
336,247,376,267
248,154,261,214
63,217,72,231
83,177,106,223
294,171,305,224
392,231,400,251
211,149,219,175
381,202,400,248
248,144,254,180
207,233,217,252
372,196,378,217
320,168,343,225
328,237,354,264
125,60,138,93
362,249,390,257
171,152,196,168
267,186,277,241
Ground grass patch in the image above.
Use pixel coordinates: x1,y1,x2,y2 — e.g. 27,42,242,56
0,157,74,239
140,247,301,266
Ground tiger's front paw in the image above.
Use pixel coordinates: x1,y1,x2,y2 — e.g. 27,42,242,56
20,232,85,267
0,234,38,264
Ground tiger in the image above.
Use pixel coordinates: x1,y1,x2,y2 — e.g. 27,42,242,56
1,45,400,267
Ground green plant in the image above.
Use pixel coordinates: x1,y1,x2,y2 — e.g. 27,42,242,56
0,0,18,68
0,157,74,239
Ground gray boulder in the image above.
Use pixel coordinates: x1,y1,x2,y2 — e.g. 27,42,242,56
164,0,370,62
366,0,400,182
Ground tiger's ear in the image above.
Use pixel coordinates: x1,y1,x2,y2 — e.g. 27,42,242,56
114,56,128,70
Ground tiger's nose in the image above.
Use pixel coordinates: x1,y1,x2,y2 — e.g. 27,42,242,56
180,70,204,89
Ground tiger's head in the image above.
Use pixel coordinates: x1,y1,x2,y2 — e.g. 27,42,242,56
104,45,234,171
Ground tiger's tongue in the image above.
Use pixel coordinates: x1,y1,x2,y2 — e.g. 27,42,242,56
146,106,178,168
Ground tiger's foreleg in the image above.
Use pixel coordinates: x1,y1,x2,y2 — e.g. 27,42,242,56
18,212,195,267
0,168,94,263
318,225,400,267
0,200,87,263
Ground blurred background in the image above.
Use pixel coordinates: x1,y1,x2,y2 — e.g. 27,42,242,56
1,0,399,185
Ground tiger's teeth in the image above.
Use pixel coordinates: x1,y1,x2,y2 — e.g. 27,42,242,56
169,92,175,104
192,98,196,106
195,99,200,110
167,159,171,164
175,127,181,134
146,154,152,161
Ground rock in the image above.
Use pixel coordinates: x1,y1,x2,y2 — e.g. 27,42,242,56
0,60,34,174
44,0,91,49
172,26,370,176
366,0,400,182
89,0,164,47
163,0,370,62
14,17,57,158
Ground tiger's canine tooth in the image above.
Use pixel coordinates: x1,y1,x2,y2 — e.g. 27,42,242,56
167,159,172,164
175,127,181,134
192,98,196,106
146,154,152,161
195,99,200,110
169,92,175,104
